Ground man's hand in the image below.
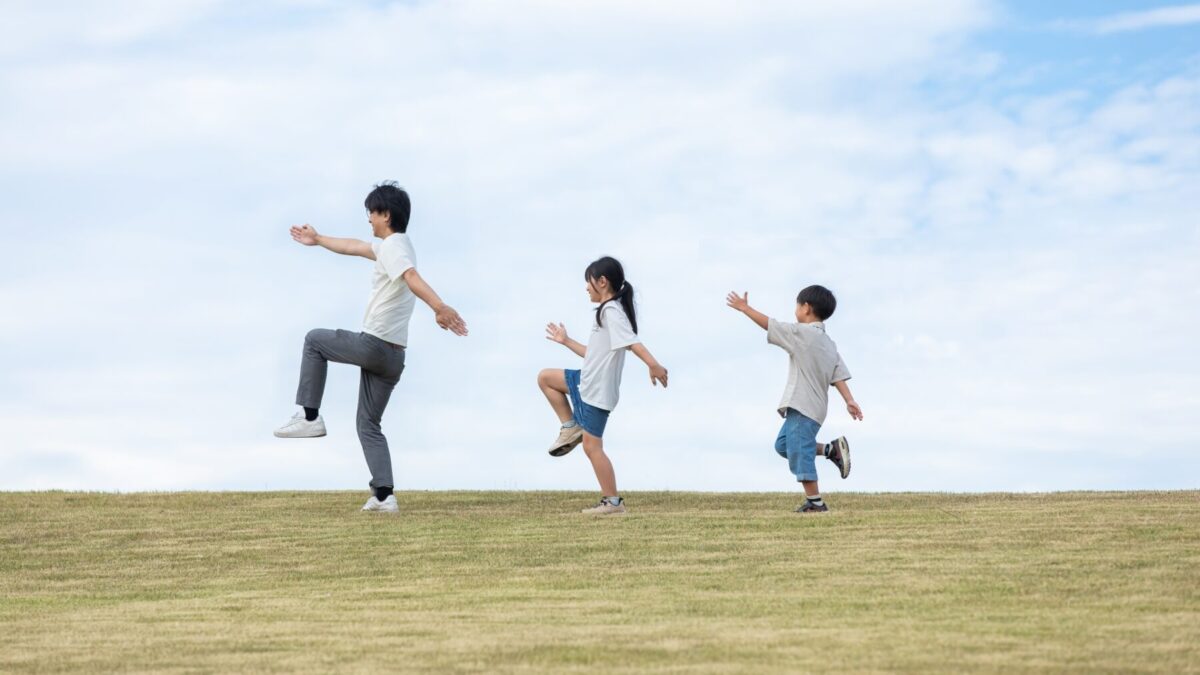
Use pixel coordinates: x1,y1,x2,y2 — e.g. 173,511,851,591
435,305,468,336
726,291,750,313
648,363,669,388
847,400,864,421
545,322,568,344
290,224,320,246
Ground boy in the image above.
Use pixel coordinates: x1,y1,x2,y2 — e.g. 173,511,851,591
274,181,468,513
726,285,862,513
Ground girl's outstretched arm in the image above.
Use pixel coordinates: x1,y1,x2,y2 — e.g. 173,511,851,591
545,323,586,358
629,343,668,387
726,291,769,330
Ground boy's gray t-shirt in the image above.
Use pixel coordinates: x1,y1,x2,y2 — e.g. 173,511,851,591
767,318,850,424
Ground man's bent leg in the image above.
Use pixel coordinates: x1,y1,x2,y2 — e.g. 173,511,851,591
296,328,372,409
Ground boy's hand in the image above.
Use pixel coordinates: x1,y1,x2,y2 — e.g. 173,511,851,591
435,305,468,336
290,224,320,246
726,291,750,313
649,363,669,388
545,322,568,344
847,400,864,421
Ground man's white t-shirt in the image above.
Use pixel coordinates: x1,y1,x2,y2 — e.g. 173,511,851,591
363,233,417,346
579,303,641,411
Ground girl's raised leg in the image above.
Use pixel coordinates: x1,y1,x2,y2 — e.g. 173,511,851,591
537,368,573,423
580,432,618,496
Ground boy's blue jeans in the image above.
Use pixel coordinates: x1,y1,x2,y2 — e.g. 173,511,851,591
774,409,821,482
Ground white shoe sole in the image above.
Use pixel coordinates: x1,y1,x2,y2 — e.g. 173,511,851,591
835,437,851,479
273,427,327,438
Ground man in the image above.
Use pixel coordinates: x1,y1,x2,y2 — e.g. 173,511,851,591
274,181,467,513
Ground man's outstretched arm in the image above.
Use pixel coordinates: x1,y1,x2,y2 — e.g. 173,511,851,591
402,268,468,336
291,224,375,259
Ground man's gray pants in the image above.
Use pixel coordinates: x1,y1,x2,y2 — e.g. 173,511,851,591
295,328,405,489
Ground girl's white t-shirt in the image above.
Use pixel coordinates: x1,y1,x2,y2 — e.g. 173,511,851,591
579,302,641,411
363,233,417,346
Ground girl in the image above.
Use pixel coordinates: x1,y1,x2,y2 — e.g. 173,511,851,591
537,256,669,515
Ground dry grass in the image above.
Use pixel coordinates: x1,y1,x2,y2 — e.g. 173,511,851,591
1,491,1198,673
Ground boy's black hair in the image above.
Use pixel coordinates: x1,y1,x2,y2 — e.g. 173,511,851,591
797,285,837,321
364,181,411,233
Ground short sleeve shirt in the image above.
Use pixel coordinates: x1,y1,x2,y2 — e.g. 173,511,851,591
579,303,641,411
363,233,417,346
767,318,850,423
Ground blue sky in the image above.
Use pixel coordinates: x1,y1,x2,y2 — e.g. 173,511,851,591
1,1,1197,493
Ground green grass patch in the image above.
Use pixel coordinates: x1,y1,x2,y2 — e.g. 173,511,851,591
1,491,1197,673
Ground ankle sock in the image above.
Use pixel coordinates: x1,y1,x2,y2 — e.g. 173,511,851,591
561,420,578,429
374,486,393,501
304,407,319,422
807,495,824,506
604,496,622,506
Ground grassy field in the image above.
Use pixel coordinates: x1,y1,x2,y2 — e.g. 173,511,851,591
1,491,1197,673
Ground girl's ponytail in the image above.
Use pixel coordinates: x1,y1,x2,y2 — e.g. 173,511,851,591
615,281,638,334
585,256,639,334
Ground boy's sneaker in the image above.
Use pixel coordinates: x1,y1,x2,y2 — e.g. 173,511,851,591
826,436,851,479
548,424,583,457
273,412,327,438
796,501,829,513
362,494,399,513
581,497,626,515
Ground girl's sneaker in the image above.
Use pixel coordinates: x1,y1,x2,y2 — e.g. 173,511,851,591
273,412,327,438
826,436,851,479
796,500,829,513
361,495,399,513
582,497,626,515
548,424,583,456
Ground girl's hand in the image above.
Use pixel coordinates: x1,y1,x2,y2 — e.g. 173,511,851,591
726,291,750,312
649,364,668,388
290,224,320,246
847,400,863,421
545,322,568,344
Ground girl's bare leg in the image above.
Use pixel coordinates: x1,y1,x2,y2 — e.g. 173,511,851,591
536,368,573,423
581,432,617,496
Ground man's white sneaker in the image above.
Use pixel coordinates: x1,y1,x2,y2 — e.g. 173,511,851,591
362,495,399,513
273,412,327,438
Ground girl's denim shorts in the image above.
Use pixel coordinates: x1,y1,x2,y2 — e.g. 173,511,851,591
564,369,610,438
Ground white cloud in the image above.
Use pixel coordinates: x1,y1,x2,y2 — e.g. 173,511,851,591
1090,4,1200,34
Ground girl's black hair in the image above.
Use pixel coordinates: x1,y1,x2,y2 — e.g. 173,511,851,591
585,256,638,334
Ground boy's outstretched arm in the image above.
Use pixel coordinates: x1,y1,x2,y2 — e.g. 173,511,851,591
402,268,468,336
291,224,375,259
833,380,864,421
726,291,769,330
629,343,668,387
545,323,586,357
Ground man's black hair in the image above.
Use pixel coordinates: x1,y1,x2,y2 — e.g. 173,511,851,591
364,181,411,233
797,285,837,321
